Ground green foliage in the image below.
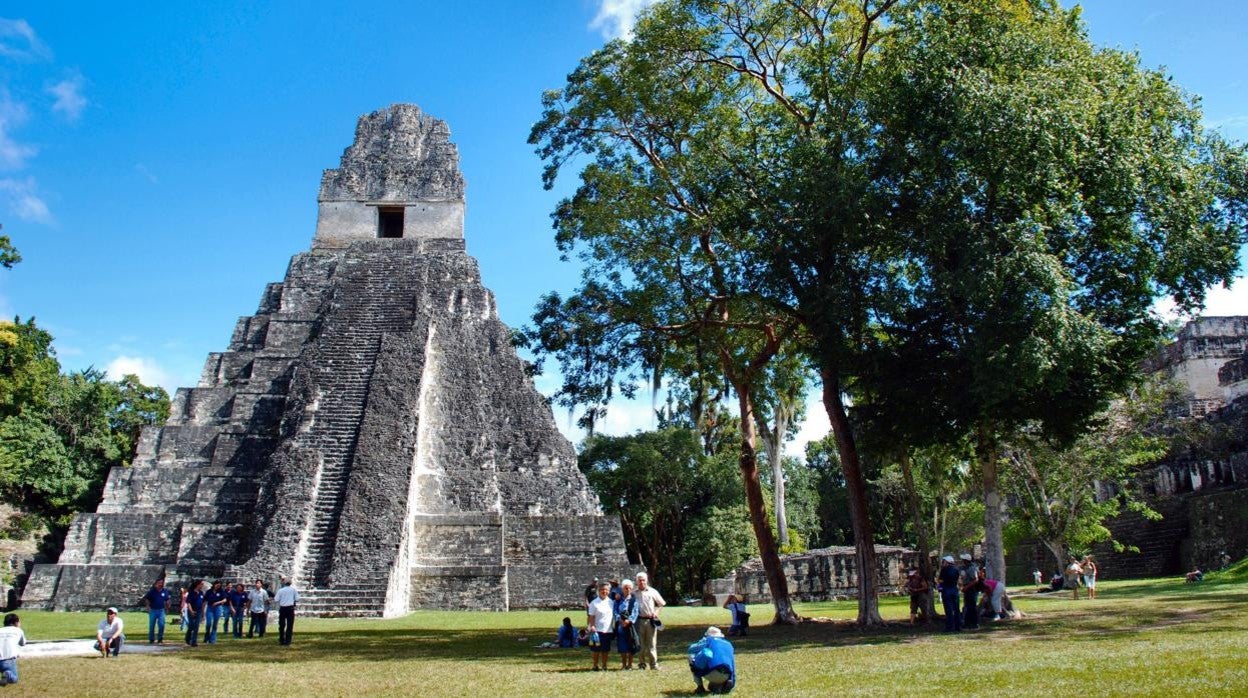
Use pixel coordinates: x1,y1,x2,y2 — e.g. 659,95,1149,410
1000,378,1187,569
578,427,752,598
0,235,20,269
0,317,170,528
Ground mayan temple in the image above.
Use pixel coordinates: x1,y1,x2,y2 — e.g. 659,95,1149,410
22,104,631,616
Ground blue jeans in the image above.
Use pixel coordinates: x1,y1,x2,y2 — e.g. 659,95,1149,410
204,606,220,644
148,608,166,643
963,590,980,629
0,656,17,685
941,589,962,632
232,609,245,638
185,611,201,646
221,607,231,633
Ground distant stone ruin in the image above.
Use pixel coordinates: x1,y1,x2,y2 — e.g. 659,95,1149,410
704,546,921,605
23,104,632,616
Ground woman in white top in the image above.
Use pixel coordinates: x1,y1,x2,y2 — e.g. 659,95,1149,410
586,582,616,671
1082,556,1098,599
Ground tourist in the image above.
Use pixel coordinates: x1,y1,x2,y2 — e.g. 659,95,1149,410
184,580,205,646
959,554,981,630
1082,556,1098,600
203,580,227,644
1066,557,1084,600
905,569,929,624
937,556,962,633
982,576,1007,621
688,626,735,694
275,577,298,646
95,607,125,658
615,579,640,668
179,584,190,630
0,614,25,686
634,571,666,670
142,577,170,644
1185,567,1204,583
228,583,248,638
1033,568,1043,587
609,579,622,602
723,594,749,636
247,579,271,638
586,582,616,671
557,617,577,648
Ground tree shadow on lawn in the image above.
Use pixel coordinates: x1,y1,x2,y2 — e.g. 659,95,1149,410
170,585,1248,666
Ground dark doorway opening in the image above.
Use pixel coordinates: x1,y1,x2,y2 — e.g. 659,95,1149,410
378,207,404,238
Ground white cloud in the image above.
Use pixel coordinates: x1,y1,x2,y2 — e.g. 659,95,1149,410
786,392,831,458
0,89,35,171
0,177,50,223
47,74,86,121
0,18,50,61
1154,277,1248,321
105,355,174,390
590,0,659,40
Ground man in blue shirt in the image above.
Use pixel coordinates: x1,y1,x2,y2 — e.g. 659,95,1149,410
142,578,171,644
228,584,248,638
688,626,735,694
937,555,963,633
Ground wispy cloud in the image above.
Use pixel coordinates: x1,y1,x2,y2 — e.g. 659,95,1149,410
105,355,174,391
590,0,659,40
0,177,50,223
47,73,86,121
135,163,158,184
0,89,35,170
0,18,50,61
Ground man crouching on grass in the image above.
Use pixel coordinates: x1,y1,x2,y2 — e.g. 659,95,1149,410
95,607,124,658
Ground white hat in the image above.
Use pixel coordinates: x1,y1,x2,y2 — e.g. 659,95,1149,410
941,555,955,563
959,553,972,561
106,607,118,614
705,626,724,638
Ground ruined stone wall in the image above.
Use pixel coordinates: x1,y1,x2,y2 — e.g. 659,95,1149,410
706,546,920,604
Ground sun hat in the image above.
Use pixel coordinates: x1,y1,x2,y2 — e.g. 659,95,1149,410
941,555,955,563
705,626,724,638
106,607,118,614
959,553,972,561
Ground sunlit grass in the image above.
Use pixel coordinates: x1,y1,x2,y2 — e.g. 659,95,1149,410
10,576,1247,696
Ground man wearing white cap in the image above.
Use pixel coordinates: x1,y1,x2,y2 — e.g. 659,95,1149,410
937,556,962,632
95,607,125,657
687,626,735,694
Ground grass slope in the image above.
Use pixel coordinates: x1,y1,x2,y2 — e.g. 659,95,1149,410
9,576,1247,697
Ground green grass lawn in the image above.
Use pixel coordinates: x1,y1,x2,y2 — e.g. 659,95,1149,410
9,576,1247,697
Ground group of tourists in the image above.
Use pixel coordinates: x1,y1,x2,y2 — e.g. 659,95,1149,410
580,572,665,671
563,573,737,693
119,575,301,652
934,553,1010,632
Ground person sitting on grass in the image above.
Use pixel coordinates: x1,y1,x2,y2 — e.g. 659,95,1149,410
94,607,124,658
723,594,749,636
0,613,25,686
1185,568,1204,583
688,626,736,694
557,617,577,648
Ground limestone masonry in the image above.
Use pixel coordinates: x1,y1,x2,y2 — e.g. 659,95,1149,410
23,104,632,615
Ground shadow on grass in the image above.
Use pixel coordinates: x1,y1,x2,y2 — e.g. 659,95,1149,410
164,581,1248,666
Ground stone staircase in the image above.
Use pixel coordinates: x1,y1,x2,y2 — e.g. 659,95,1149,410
292,249,424,612
296,582,390,617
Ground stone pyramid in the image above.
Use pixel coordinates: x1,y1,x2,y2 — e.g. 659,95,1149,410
24,104,631,616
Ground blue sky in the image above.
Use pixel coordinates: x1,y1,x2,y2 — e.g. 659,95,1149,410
1,1,1246,450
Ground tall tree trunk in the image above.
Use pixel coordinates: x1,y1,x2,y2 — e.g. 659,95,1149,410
898,450,936,623
977,425,1007,582
755,412,789,547
736,388,799,624
1042,539,1067,577
820,368,884,626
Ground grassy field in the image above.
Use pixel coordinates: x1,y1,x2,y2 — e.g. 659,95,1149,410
8,574,1247,697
